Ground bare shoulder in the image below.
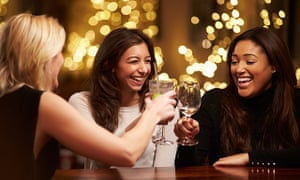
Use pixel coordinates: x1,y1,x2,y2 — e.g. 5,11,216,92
41,91,64,101
40,91,80,116
38,91,90,137
39,91,82,124
40,91,68,110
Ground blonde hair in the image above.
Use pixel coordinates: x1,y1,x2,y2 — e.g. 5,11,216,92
0,13,66,96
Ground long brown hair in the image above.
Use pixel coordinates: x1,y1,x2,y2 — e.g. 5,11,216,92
89,28,156,132
221,27,299,154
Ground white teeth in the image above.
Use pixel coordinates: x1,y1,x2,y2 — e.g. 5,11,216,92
238,77,251,83
132,77,144,81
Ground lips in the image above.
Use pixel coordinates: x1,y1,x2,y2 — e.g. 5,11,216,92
131,76,146,86
237,77,252,88
238,77,251,83
132,77,144,82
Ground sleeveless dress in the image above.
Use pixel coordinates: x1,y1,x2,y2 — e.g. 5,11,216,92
0,85,59,180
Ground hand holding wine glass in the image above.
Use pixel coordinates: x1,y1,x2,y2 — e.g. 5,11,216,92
175,116,199,140
149,79,175,145
177,80,201,146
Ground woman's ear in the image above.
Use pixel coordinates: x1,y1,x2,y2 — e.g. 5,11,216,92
272,66,276,73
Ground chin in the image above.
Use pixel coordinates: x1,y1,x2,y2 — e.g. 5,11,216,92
132,88,142,92
238,90,253,98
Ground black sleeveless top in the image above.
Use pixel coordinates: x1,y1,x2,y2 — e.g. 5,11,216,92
0,86,59,180
176,87,300,167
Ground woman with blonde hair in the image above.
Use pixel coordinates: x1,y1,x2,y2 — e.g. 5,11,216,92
0,13,176,180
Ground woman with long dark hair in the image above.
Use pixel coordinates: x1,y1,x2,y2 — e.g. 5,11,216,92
69,28,178,168
174,27,300,167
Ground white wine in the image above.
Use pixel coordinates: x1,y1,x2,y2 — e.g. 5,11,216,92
179,107,198,117
176,81,201,146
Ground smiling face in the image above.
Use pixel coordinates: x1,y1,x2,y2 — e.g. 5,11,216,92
230,40,275,98
114,42,151,94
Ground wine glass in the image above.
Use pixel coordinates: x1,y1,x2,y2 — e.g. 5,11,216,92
149,79,175,145
177,80,201,146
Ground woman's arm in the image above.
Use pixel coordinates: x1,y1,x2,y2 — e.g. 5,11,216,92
213,147,300,168
213,153,249,166
213,89,300,168
35,90,176,166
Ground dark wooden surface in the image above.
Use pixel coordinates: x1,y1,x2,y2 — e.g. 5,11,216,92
52,166,300,180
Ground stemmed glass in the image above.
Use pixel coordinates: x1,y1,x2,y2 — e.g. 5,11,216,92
177,80,201,146
149,79,175,145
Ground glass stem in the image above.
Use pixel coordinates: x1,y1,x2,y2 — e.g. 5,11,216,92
185,115,191,139
161,126,166,140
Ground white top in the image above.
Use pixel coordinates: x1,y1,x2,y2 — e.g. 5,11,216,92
68,91,178,168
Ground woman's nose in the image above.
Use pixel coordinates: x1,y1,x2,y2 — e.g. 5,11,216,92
138,62,148,73
236,62,246,73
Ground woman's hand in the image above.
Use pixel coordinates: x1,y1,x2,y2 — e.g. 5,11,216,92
213,153,249,166
174,116,199,139
214,166,249,178
144,90,177,124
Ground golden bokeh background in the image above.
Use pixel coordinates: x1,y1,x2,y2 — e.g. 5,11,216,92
1,0,300,99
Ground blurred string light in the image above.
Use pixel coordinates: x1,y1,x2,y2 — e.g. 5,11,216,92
0,1,298,87
179,0,300,91
297,68,300,86
181,0,244,91
0,0,9,27
63,0,163,74
260,0,286,29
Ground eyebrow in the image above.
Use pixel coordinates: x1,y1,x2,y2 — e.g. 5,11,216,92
127,55,151,59
232,53,258,58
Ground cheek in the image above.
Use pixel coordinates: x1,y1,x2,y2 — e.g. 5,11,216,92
54,62,62,75
58,59,64,70
147,64,152,73
114,68,128,82
56,56,64,70
255,69,273,84
253,63,273,77
146,62,153,72
51,58,64,76
230,66,236,77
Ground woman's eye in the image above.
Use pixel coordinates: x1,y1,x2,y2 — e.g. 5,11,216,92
246,60,256,65
231,60,238,65
129,60,138,64
145,59,151,63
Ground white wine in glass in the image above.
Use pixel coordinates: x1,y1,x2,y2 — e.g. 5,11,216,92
177,81,201,146
149,79,174,145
